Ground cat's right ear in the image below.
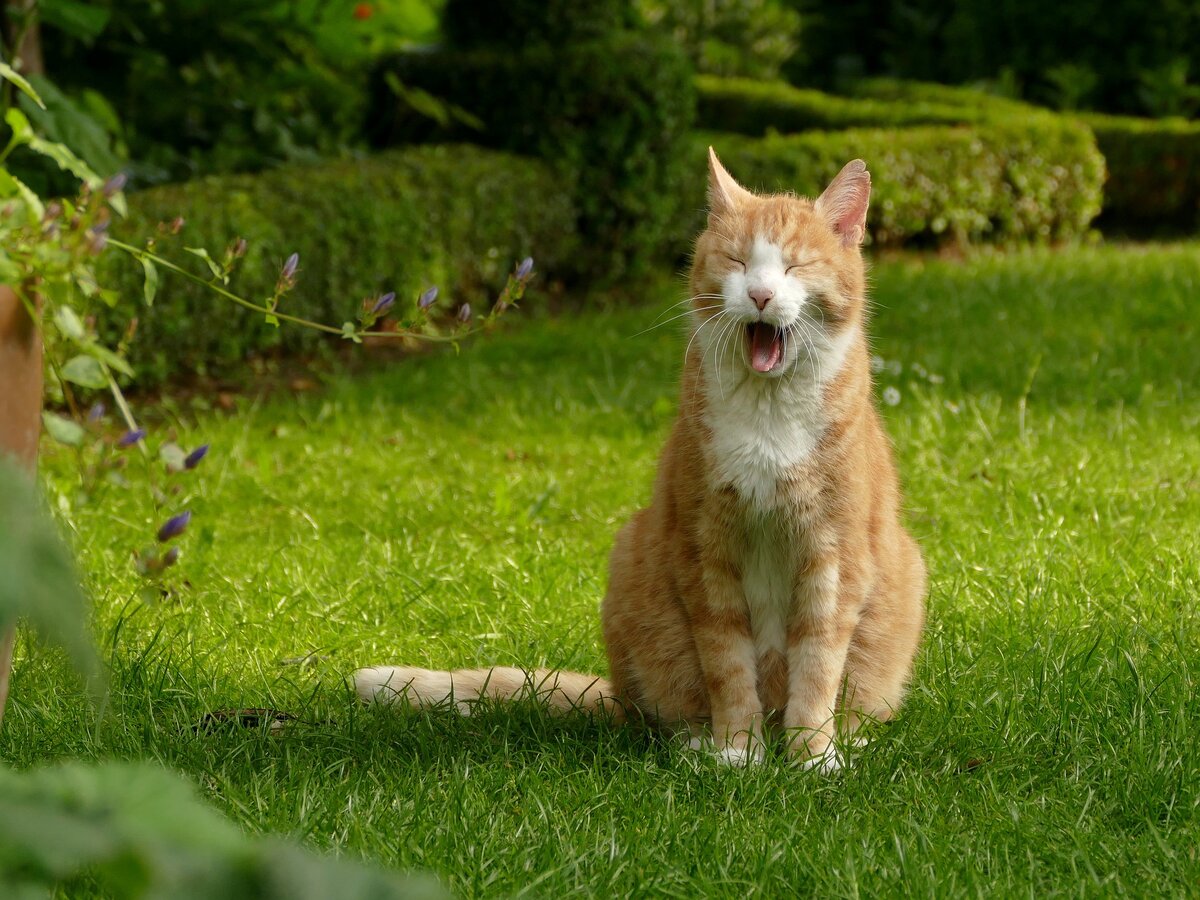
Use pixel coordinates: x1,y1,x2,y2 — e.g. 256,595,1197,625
708,147,751,223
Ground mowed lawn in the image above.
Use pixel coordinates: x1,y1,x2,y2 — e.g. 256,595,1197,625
7,242,1200,896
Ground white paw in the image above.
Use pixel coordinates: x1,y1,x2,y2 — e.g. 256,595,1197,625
714,744,765,767
798,743,846,774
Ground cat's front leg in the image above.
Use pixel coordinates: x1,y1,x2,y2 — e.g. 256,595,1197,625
783,557,857,771
693,552,766,765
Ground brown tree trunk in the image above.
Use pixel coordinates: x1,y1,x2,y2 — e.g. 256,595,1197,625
0,283,43,729
2,1,45,76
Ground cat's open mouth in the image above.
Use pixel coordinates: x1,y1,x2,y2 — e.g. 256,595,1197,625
746,322,784,373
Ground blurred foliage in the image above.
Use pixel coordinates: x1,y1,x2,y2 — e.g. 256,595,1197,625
37,0,444,183
783,0,1200,119
0,460,99,697
373,28,695,279
1083,112,1200,231
441,0,637,47
637,0,800,80
97,145,575,386
0,760,448,897
687,118,1104,250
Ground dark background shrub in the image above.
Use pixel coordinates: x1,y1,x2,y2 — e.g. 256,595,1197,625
99,145,577,386
1082,114,1200,231
784,0,1200,119
372,31,695,278
636,0,800,80
441,0,637,47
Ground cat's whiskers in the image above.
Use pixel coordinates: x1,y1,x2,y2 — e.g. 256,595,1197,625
632,305,724,338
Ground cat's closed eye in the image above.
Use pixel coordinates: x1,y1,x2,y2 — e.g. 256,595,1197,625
726,255,746,271
786,260,822,275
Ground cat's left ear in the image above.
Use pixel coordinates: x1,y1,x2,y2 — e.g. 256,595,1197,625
707,146,753,221
815,159,871,248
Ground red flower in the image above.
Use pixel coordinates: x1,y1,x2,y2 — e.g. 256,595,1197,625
353,3,373,19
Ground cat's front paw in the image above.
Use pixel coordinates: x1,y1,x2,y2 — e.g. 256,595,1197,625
683,732,766,766
796,742,845,774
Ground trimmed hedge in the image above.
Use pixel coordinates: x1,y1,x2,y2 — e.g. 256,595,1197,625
101,145,577,386
371,32,696,278
680,120,1104,250
696,75,994,134
695,75,1076,136
1081,113,1200,229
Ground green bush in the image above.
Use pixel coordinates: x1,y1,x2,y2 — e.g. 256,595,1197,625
637,0,800,80
678,119,1104,249
371,32,696,277
440,0,637,47
101,145,577,387
695,75,998,134
1081,113,1200,229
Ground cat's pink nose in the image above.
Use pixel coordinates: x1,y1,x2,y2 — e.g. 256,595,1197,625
748,288,774,311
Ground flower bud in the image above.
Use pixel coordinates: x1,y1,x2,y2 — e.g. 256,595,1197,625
516,257,534,280
418,286,439,309
281,252,300,281
156,510,192,542
102,172,128,197
184,444,210,470
457,303,472,323
371,292,396,315
117,428,146,448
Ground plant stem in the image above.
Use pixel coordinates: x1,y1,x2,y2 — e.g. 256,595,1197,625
108,239,499,345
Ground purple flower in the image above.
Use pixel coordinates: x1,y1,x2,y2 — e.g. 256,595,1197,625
457,303,472,323
184,444,209,470
516,257,534,280
162,546,180,567
418,286,439,309
371,292,396,315
88,229,108,255
102,173,128,197
117,428,146,448
87,402,106,423
281,252,300,281
157,510,192,542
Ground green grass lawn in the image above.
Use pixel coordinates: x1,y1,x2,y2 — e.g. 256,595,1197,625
7,241,1200,896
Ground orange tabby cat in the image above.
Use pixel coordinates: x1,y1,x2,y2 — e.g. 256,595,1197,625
355,150,926,770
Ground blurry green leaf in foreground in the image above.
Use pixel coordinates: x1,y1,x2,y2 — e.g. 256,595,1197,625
0,760,449,899
0,459,99,688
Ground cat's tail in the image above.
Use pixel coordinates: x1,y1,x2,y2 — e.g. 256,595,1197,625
352,665,629,722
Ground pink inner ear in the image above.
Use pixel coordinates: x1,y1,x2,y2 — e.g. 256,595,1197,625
817,164,871,247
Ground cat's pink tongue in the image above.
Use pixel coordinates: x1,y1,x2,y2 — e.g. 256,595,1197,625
748,323,783,373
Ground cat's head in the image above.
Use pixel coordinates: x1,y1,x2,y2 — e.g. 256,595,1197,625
690,148,870,379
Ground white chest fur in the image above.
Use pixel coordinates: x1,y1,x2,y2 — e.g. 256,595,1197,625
702,326,857,509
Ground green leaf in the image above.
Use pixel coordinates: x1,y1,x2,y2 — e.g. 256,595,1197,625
38,0,112,42
0,169,44,220
0,62,45,109
53,305,85,341
184,247,226,283
139,256,159,306
0,460,100,688
86,343,133,378
341,321,363,343
60,355,108,389
41,412,86,446
264,313,279,327
26,133,101,188
4,108,34,144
